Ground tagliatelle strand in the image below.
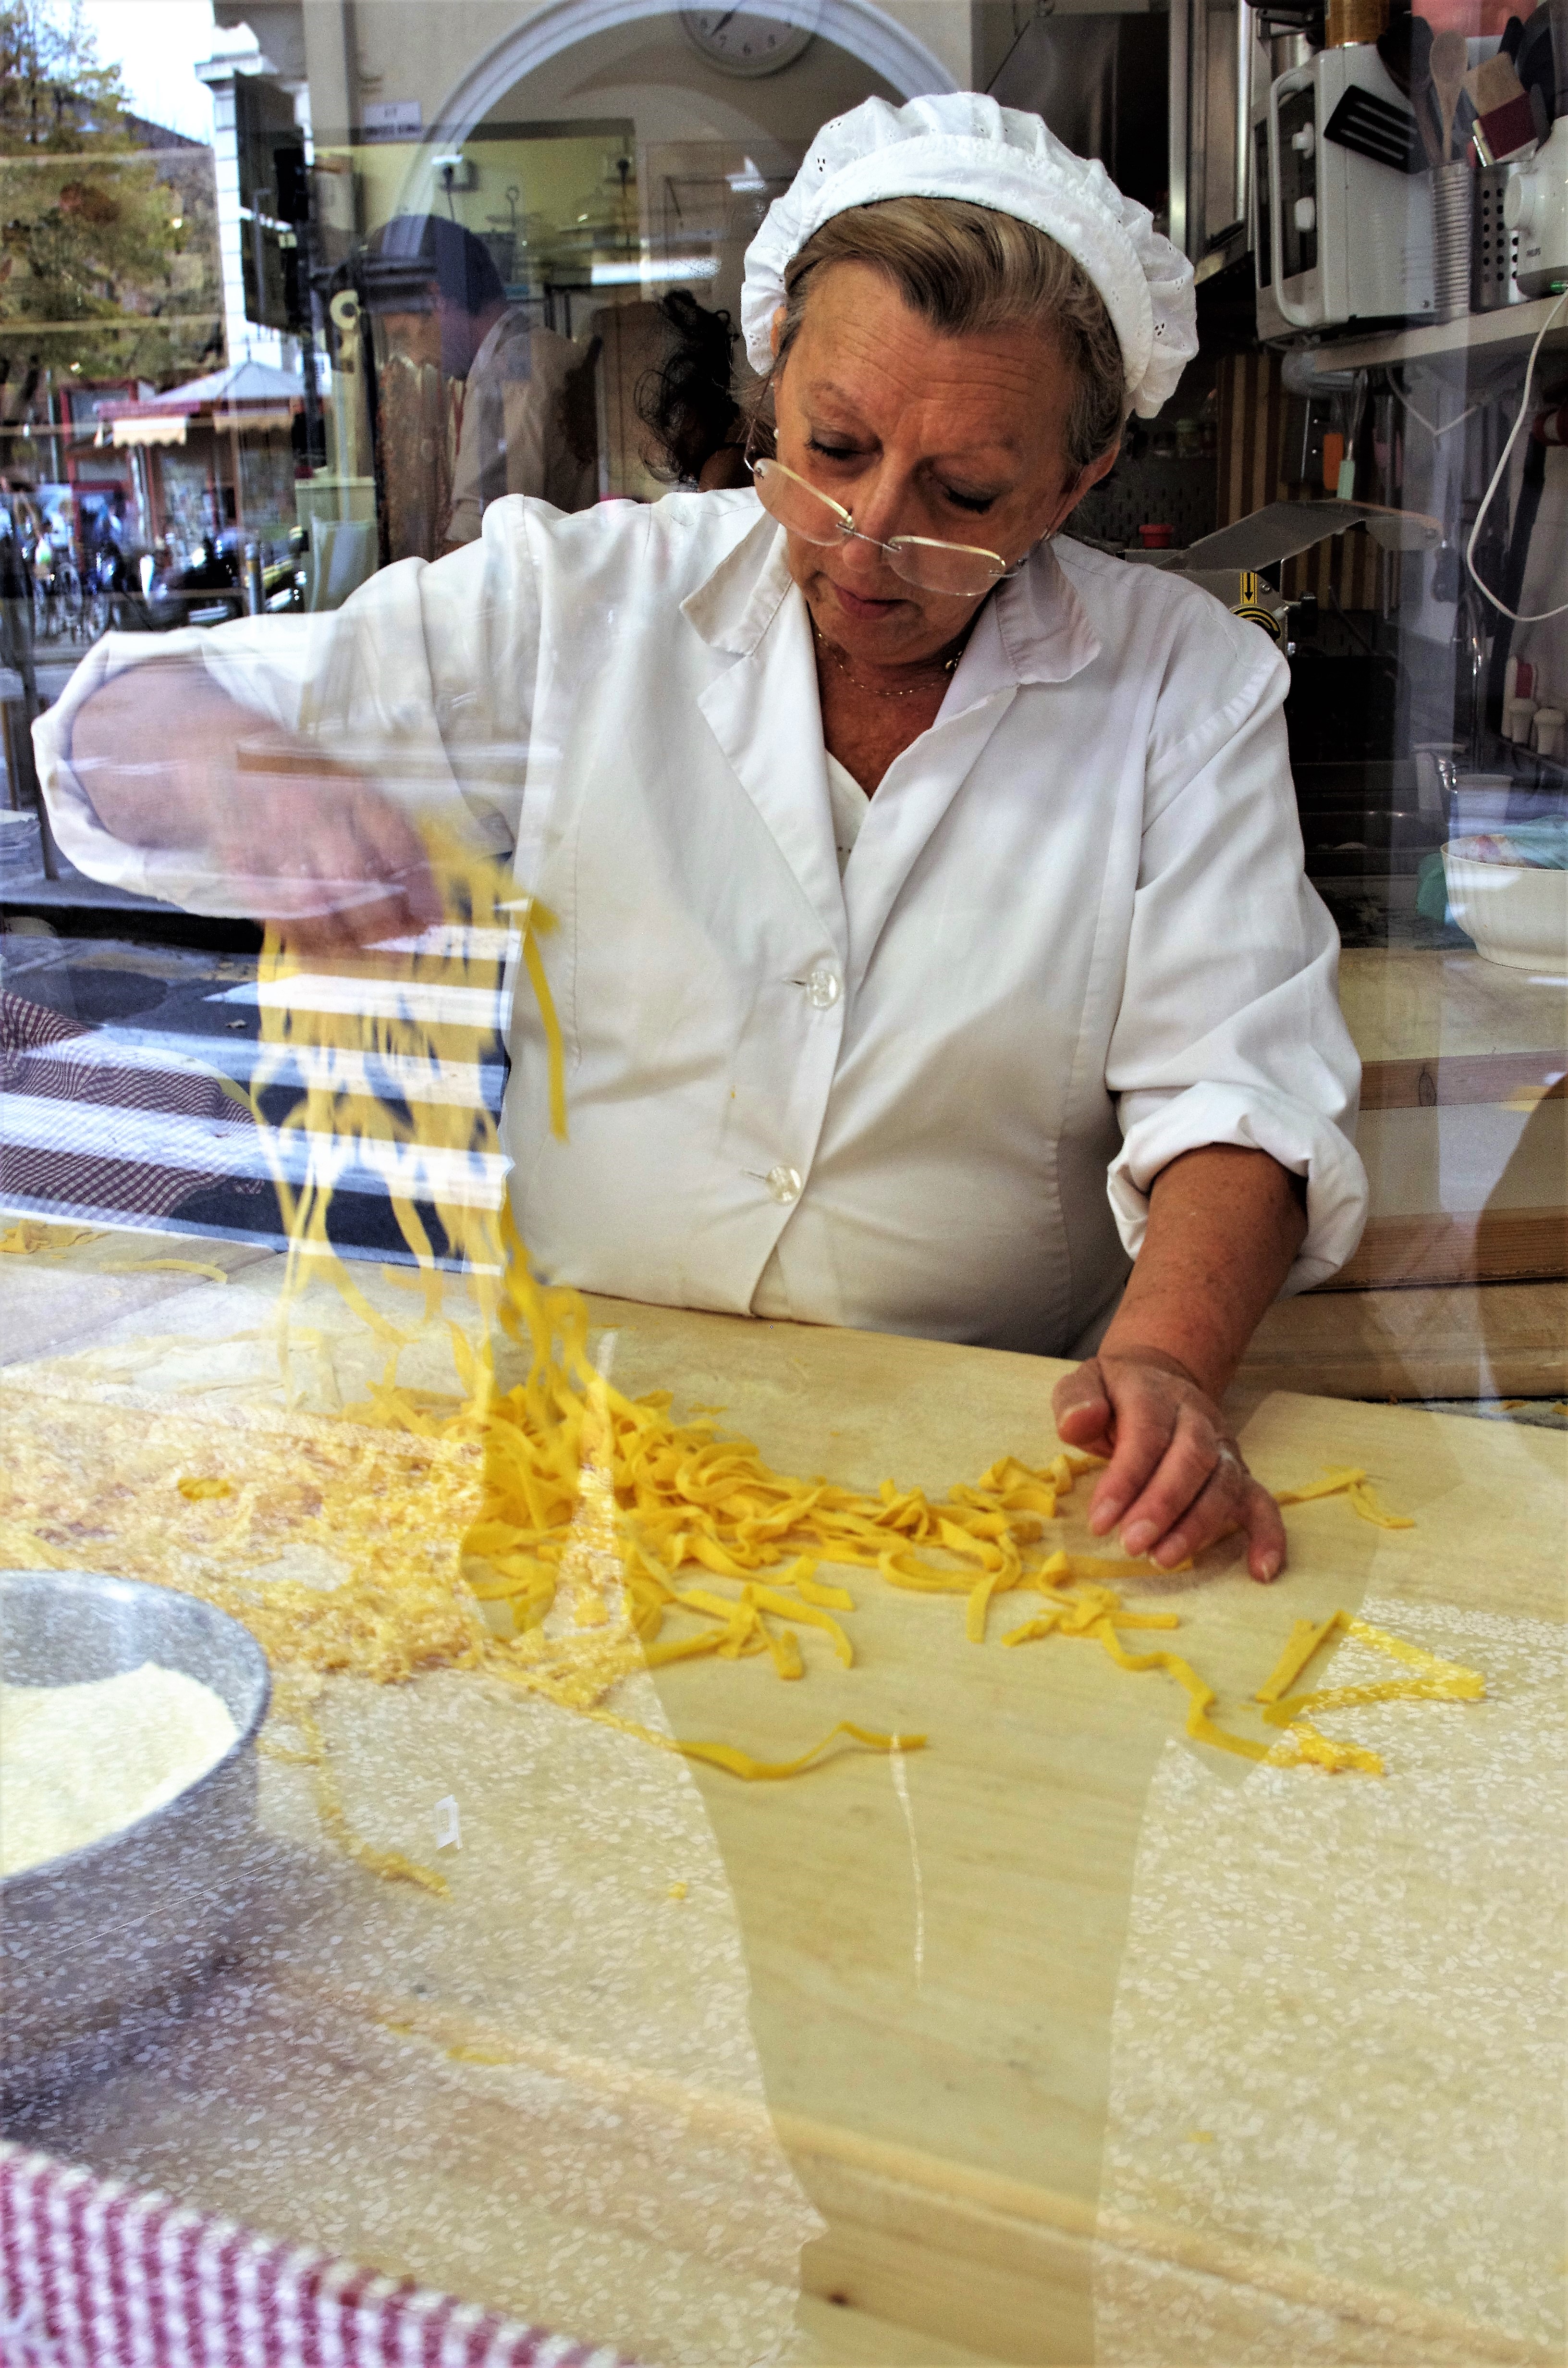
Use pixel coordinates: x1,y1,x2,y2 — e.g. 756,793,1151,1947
1273,1468,1416,1530
1255,1611,1344,1704
665,1721,927,1782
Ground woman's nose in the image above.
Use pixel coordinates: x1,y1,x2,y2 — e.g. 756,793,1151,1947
846,469,906,550
837,526,892,581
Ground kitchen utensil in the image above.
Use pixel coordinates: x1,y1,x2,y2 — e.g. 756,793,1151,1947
1431,28,1471,155
1474,90,1542,152
1324,83,1428,168
1378,15,1447,163
1432,155,1477,314
0,1568,270,2096
1473,157,1531,303
1503,112,1568,289
1467,49,1529,109
1467,49,1540,150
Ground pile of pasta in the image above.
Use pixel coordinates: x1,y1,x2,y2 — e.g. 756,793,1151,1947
0,830,1487,1850
241,835,1482,1784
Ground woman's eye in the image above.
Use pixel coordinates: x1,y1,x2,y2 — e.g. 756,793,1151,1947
942,486,996,515
807,437,860,462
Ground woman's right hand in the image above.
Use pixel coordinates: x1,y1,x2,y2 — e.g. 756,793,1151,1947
68,655,442,957
218,737,444,958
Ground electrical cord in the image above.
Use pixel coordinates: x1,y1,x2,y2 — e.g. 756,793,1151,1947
984,0,1054,93
1464,289,1568,624
1390,372,1481,441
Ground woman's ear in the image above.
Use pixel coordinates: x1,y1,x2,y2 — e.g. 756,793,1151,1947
1054,438,1121,529
770,306,786,359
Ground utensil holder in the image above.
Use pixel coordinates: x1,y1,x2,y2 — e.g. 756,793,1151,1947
1472,161,1528,310
1431,160,1473,324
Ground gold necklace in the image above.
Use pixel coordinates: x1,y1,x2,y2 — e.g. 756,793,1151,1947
811,619,969,702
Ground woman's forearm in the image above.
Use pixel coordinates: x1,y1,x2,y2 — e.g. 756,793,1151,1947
62,654,441,953
1098,1144,1308,1399
67,657,254,850
1049,1146,1308,1580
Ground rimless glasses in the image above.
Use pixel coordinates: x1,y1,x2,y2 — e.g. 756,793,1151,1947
748,455,1009,599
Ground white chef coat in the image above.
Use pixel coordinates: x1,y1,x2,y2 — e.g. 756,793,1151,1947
35,490,1367,1357
824,752,869,874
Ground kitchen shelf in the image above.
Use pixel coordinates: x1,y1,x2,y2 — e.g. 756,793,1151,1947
1303,293,1568,377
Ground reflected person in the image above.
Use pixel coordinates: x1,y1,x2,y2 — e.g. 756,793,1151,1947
364,214,598,547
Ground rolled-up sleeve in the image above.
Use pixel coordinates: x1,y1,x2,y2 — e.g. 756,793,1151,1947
1104,624,1367,1294
33,507,540,915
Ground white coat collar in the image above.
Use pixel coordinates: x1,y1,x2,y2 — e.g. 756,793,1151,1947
680,498,1102,691
680,497,794,654
684,506,846,963
679,503,1105,989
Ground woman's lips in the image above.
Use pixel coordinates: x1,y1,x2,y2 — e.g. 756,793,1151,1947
828,580,906,620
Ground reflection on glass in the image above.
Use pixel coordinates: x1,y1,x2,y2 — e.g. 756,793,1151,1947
1,8,1567,2366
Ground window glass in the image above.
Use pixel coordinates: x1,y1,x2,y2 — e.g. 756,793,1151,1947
1,3,1564,2363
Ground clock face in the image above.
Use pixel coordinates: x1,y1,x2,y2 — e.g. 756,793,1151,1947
680,7,817,76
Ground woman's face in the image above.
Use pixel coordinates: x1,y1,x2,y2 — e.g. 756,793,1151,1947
772,261,1117,668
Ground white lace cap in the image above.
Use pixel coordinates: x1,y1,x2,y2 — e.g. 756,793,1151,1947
740,93,1197,420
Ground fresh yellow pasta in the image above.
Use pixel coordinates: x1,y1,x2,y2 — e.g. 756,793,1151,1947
0,831,1483,1859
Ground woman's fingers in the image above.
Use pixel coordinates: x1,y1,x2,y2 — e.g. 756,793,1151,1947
1240,1484,1287,1583
1051,1358,1115,1454
1085,1385,1184,1538
216,767,442,945
349,789,443,935
1114,1432,1286,1582
1111,1410,1228,1554
1057,1355,1286,1581
1138,1451,1244,1562
1143,1467,1286,1583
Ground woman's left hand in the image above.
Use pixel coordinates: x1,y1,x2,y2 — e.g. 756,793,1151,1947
1051,1348,1286,1583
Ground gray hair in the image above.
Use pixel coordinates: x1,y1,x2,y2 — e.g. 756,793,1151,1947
774,196,1127,473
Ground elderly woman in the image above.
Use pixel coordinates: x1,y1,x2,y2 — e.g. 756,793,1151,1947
37,96,1366,1586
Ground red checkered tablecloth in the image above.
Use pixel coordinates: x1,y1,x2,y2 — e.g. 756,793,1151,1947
0,2143,637,2368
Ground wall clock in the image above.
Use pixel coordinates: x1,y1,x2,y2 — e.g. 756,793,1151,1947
680,8,817,76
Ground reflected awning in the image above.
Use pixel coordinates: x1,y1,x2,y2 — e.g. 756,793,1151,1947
111,415,189,448
210,409,297,433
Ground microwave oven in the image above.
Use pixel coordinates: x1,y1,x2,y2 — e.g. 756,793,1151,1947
1258,45,1437,333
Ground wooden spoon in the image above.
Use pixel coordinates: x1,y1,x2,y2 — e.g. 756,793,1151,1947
1429,29,1469,163
1378,14,1445,167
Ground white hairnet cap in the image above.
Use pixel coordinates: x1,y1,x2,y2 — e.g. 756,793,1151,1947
741,93,1198,421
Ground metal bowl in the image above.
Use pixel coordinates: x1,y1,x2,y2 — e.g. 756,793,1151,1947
0,1569,271,2092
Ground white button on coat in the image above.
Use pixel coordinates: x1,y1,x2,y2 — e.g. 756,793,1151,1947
36,491,1367,1357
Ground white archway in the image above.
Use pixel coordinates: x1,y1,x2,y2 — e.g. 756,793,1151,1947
430,0,956,144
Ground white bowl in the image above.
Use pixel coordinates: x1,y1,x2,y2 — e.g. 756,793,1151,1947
1441,843,1568,975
